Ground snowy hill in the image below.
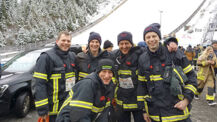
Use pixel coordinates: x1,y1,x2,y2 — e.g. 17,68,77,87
176,0,217,47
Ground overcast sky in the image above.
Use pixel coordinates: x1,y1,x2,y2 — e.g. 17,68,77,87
71,0,204,48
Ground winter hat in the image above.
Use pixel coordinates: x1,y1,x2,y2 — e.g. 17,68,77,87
164,37,178,46
88,32,102,45
96,59,115,75
143,23,161,40
117,31,133,45
137,41,147,47
103,40,113,49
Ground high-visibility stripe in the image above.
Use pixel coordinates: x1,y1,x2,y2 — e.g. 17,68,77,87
183,65,193,74
206,94,215,100
112,77,117,84
173,69,184,84
136,70,138,75
92,106,104,113
150,75,163,81
144,95,151,99
65,72,75,78
150,115,160,121
116,99,137,109
197,76,205,81
59,90,74,113
202,61,206,66
123,104,138,109
116,99,123,105
144,100,149,115
118,70,132,75
33,72,48,81
79,72,89,78
150,107,190,122
50,74,61,79
105,101,111,107
91,101,110,113
178,94,184,100
70,100,93,109
49,111,58,115
184,84,197,94
35,98,48,107
52,78,59,113
138,75,147,82
137,96,145,101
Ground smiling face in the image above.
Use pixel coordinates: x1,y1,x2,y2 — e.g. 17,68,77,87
145,32,160,52
118,40,132,55
99,69,113,85
56,34,72,51
89,39,100,53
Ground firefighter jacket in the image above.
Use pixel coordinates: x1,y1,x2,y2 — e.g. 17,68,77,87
32,45,78,116
197,54,217,83
111,46,144,111
56,72,114,122
77,49,111,79
137,44,197,122
184,49,196,61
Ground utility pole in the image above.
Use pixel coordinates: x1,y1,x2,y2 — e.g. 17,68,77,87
159,10,163,30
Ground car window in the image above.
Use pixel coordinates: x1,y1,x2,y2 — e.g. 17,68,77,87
3,48,50,73
4,52,41,73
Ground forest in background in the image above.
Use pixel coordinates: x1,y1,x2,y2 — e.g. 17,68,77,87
0,0,119,47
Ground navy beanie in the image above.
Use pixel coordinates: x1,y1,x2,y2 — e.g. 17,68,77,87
143,23,161,41
88,32,102,45
117,31,133,45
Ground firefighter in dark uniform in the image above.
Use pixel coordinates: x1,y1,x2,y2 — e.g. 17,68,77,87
32,31,78,122
111,31,145,122
77,32,111,80
56,59,115,122
137,23,197,122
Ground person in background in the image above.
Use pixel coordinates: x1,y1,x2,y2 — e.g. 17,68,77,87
212,40,217,94
103,40,114,52
196,46,217,106
138,23,197,122
137,41,147,51
178,46,185,53
193,45,201,70
31,31,79,122
111,31,145,122
184,45,196,65
77,32,111,80
56,59,116,122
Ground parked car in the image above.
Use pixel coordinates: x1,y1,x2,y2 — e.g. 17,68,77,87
0,47,50,117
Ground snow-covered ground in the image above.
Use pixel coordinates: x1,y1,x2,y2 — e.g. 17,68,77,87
71,0,204,49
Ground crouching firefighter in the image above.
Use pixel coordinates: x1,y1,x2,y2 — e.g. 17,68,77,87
56,59,117,122
137,24,197,122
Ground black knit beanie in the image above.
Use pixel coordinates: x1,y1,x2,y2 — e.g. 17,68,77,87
117,31,133,45
96,59,115,75
88,32,102,45
164,37,178,46
103,40,113,49
143,23,161,40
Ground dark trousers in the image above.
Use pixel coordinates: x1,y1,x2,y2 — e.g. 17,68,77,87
118,110,145,122
49,115,57,122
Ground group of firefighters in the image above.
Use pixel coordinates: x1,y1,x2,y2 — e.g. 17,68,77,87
31,22,216,122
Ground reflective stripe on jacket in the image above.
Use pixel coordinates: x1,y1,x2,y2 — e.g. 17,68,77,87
32,47,78,116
